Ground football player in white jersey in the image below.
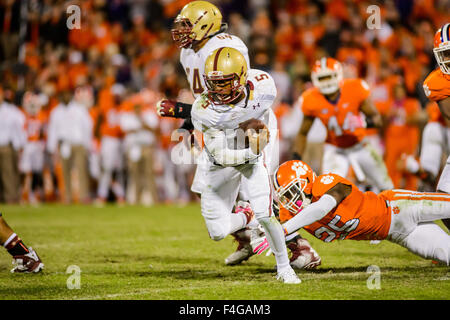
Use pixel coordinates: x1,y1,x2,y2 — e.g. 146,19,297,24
190,47,300,283
157,0,321,269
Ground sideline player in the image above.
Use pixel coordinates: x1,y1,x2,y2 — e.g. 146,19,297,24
293,58,393,192
158,0,320,269
191,47,300,283
0,212,44,273
254,160,449,266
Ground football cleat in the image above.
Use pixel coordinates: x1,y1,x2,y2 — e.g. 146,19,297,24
225,229,254,265
288,238,321,270
11,247,44,273
276,267,301,284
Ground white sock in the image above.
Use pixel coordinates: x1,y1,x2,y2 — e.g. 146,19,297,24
3,233,17,248
258,216,290,271
229,213,248,235
247,218,259,229
285,232,299,242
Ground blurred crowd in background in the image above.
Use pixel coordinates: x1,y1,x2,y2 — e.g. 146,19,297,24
0,0,449,205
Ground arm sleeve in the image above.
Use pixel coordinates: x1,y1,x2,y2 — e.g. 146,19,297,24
282,194,337,235
203,128,259,166
174,102,192,119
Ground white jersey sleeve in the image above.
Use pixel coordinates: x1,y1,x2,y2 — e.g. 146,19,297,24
245,69,277,122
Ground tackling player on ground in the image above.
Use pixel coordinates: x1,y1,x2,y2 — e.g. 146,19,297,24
253,160,450,265
157,0,320,269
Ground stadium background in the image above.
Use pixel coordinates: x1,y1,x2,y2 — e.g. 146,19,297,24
0,0,449,205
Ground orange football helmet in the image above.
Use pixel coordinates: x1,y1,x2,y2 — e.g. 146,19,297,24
311,57,343,95
434,23,450,75
273,160,316,214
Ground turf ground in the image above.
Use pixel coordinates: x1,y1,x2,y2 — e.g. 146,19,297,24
0,203,448,300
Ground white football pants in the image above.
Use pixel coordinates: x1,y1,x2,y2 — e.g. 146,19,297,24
322,140,394,191
385,190,450,265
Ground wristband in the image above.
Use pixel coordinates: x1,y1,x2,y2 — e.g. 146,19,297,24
174,102,192,119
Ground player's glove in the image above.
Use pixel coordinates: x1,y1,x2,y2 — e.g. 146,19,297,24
156,99,176,117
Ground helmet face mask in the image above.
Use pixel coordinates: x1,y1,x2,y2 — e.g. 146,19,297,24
204,47,248,105
171,17,195,49
204,72,243,105
171,1,223,49
434,24,450,75
311,58,343,95
434,44,450,75
277,178,312,214
273,160,316,214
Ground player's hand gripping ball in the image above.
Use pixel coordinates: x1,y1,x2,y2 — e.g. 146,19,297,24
239,118,270,155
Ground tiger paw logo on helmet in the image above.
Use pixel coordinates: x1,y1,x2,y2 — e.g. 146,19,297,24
292,161,309,177
320,175,335,184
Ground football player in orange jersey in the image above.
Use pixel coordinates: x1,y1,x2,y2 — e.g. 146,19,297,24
418,23,450,231
94,84,127,205
293,57,393,192
252,160,450,266
20,91,47,204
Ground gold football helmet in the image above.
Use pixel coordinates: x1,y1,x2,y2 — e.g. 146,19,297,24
171,1,223,49
204,47,248,105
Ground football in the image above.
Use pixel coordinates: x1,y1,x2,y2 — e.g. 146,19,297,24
238,118,268,133
239,118,270,154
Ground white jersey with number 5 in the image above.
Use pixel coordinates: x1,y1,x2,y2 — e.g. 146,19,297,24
191,69,277,167
180,33,250,98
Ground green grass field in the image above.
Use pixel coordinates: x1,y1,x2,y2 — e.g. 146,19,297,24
0,203,448,300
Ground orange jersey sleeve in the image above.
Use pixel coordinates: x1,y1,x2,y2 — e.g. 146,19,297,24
300,88,321,117
426,101,445,125
423,68,450,102
300,79,370,148
342,78,371,102
301,173,391,241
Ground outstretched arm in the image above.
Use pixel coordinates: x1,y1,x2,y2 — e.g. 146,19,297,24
282,183,352,235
